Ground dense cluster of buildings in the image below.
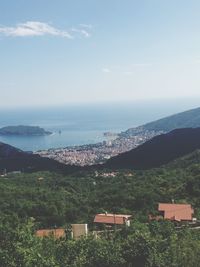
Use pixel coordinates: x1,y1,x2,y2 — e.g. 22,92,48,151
36,130,162,166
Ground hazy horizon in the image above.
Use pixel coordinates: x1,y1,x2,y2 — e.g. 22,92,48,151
0,96,200,110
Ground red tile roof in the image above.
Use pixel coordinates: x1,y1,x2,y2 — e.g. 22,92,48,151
158,203,194,222
35,228,65,238
94,213,132,225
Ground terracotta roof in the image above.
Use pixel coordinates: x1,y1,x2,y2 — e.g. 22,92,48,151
94,213,132,225
158,203,194,221
35,228,65,238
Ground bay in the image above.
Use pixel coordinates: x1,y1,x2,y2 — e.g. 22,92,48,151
0,99,199,151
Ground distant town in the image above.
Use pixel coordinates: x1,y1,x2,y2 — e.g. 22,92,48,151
36,129,164,166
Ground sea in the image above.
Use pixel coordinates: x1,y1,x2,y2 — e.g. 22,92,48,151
0,98,199,152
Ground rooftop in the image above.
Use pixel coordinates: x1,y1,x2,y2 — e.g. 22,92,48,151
94,213,132,225
35,228,65,239
158,203,194,222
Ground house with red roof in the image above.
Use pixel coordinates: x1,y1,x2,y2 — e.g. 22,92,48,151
158,203,194,222
35,228,66,239
94,213,132,226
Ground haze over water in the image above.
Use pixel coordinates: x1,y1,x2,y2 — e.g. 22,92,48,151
0,99,199,152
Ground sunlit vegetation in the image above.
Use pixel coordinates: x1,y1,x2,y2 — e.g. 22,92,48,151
1,150,200,266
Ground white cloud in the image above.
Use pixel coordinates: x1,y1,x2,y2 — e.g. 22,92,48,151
79,29,91,38
0,21,92,39
0,21,73,38
71,28,91,38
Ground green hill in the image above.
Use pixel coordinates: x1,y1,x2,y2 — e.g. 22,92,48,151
1,148,200,227
0,142,81,174
105,128,200,170
1,149,200,266
123,106,200,136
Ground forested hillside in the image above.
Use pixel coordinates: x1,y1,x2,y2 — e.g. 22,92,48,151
123,106,200,136
1,130,200,266
1,149,200,227
0,142,81,173
1,150,200,266
106,128,200,170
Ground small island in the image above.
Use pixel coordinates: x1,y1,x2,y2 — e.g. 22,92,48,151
0,125,52,136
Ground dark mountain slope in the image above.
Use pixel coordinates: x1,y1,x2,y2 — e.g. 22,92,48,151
0,142,23,158
105,128,200,170
123,106,200,136
0,142,81,174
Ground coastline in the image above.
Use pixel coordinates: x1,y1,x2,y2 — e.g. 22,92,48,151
36,128,162,166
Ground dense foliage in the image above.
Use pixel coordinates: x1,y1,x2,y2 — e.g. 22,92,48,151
1,150,200,227
1,150,200,266
1,217,200,267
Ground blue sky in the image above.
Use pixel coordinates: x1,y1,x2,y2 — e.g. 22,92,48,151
1,0,200,107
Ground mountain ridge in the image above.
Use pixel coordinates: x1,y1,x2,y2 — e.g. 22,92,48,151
105,127,200,170
0,142,81,174
122,106,200,137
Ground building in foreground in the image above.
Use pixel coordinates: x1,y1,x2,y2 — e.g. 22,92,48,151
94,213,132,226
36,224,88,239
36,228,65,239
158,203,194,222
71,224,88,239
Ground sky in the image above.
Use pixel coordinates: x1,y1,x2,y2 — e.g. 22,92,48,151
1,0,200,107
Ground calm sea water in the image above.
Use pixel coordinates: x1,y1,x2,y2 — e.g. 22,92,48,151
0,99,199,151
